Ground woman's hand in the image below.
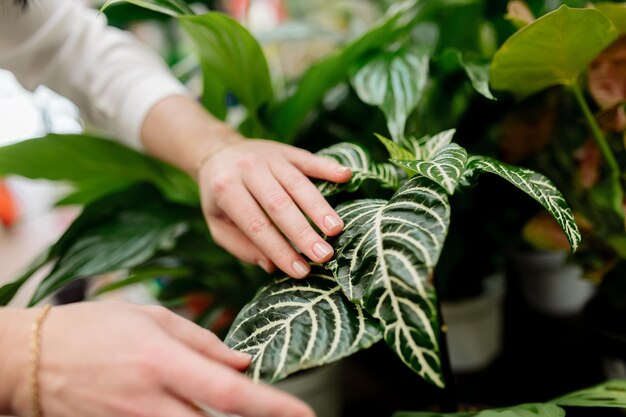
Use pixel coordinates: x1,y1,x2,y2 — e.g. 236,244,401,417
141,96,352,278
3,303,314,417
198,139,351,278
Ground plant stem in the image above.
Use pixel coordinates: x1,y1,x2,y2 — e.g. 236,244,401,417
570,83,621,181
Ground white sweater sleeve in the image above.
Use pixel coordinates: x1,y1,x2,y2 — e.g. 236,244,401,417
0,0,189,149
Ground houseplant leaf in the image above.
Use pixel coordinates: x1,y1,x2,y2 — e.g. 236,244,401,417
550,379,626,408
465,156,581,251
410,129,457,161
316,142,402,196
329,176,451,388
178,13,274,135
101,0,194,17
490,5,618,98
352,48,429,142
596,3,626,34
270,0,427,140
0,134,198,206
225,266,382,383
393,403,565,417
392,143,468,195
0,186,192,306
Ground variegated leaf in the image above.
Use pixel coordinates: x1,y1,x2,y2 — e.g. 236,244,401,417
466,156,581,251
392,143,468,195
411,129,457,161
376,133,415,161
329,177,450,387
352,49,429,142
316,142,402,196
225,267,382,383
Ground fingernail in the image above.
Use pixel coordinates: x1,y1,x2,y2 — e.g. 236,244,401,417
292,260,310,277
336,165,351,174
324,215,342,230
258,260,271,273
313,242,333,259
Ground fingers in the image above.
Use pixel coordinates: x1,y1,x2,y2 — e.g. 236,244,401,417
155,395,207,417
164,348,315,417
284,146,352,183
146,306,251,371
214,182,312,278
207,215,275,273
243,167,335,264
272,161,344,237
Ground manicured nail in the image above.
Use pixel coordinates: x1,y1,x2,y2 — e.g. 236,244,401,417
258,260,271,273
323,215,342,230
313,242,333,259
336,165,351,174
292,260,310,277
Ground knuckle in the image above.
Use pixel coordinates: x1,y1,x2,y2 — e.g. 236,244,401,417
283,172,308,191
212,379,242,412
236,155,258,170
266,193,292,213
247,216,270,235
209,175,233,195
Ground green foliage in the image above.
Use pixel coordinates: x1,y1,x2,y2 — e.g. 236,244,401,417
101,0,193,17
393,403,566,417
0,134,198,206
550,379,626,408
225,266,382,383
491,5,618,98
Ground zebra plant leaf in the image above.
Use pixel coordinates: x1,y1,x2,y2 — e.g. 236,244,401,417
329,176,451,387
466,156,581,251
316,142,402,196
392,143,468,195
352,48,429,142
413,129,457,161
225,266,382,383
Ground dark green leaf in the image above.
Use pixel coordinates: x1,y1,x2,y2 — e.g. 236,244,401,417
316,142,402,196
329,176,451,387
393,403,565,417
225,266,382,383
101,0,194,17
465,156,581,251
392,143,468,194
178,13,274,132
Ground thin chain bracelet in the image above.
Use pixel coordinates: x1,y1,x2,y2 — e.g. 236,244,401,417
29,305,52,417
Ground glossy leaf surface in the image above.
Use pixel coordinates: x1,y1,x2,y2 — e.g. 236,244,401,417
225,267,382,383
551,379,626,408
329,176,451,387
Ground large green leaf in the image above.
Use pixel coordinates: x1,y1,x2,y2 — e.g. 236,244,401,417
178,13,273,135
0,134,198,206
352,49,429,142
551,379,626,408
392,143,468,195
329,176,451,387
393,403,565,417
270,0,426,140
101,0,194,17
224,266,382,383
490,6,618,98
465,156,581,252
596,3,626,34
316,142,402,196
0,186,191,306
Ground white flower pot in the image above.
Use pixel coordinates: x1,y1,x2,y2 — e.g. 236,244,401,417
512,251,595,316
441,274,505,373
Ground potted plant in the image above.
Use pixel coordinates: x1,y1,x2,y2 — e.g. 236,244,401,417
0,1,624,416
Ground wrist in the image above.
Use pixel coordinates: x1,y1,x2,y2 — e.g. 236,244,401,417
0,308,37,416
140,95,245,179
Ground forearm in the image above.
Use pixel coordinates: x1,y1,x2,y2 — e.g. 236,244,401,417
140,95,244,178
0,308,35,416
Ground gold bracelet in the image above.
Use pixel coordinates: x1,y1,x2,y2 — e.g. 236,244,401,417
29,305,52,417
